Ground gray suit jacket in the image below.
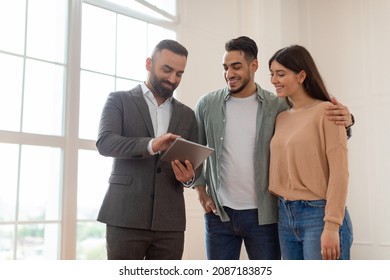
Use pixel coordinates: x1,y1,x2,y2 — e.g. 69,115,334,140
96,85,198,232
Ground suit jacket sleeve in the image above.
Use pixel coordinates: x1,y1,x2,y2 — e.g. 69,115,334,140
96,90,153,159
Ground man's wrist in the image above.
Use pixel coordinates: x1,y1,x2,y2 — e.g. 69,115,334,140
346,113,355,128
147,139,158,155
346,114,354,139
182,177,194,188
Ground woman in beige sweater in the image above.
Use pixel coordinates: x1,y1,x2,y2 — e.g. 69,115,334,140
268,45,353,260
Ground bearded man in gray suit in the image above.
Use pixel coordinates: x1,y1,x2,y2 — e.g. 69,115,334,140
96,39,198,260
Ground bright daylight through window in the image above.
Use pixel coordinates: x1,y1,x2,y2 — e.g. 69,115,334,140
0,0,176,260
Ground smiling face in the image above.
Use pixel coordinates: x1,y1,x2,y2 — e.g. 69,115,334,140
146,49,187,101
269,60,306,98
223,50,257,96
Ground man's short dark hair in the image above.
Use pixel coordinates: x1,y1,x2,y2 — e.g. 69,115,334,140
225,36,258,61
152,39,188,58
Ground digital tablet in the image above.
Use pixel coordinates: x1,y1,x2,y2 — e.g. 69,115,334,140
160,137,214,169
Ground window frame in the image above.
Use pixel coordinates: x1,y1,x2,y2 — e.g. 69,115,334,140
0,0,177,260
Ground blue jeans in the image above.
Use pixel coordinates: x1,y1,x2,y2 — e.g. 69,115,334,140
205,207,281,260
278,198,353,260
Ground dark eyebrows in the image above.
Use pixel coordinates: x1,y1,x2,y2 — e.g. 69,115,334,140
270,69,286,74
162,64,174,71
223,62,242,68
162,64,184,75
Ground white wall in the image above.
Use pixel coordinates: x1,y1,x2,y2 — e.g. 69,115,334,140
176,0,390,260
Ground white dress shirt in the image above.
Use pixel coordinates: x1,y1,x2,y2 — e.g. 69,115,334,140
140,83,172,154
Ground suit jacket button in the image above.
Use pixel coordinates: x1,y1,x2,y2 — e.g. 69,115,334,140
156,167,161,173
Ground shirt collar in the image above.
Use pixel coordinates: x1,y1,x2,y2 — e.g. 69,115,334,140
141,82,173,104
223,83,264,102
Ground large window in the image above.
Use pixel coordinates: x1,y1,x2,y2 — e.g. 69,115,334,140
0,0,176,260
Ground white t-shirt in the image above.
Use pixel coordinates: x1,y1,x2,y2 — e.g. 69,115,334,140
219,93,258,209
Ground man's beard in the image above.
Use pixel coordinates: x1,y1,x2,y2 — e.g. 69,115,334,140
150,72,177,99
228,83,246,94
226,73,250,94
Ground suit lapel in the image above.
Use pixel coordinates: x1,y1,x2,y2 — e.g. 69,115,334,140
168,98,183,133
130,85,155,137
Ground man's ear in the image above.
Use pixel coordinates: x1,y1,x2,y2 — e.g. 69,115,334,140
146,57,152,71
251,58,259,72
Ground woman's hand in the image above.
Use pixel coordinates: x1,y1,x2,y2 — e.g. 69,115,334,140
321,229,340,260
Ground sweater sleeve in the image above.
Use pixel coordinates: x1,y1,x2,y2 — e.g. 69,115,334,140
323,117,349,231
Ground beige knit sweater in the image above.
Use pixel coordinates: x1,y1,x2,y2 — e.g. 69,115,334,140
269,101,349,231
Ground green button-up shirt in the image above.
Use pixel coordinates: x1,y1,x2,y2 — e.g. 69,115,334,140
194,83,288,225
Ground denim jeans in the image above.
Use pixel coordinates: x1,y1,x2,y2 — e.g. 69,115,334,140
204,207,281,260
278,198,353,260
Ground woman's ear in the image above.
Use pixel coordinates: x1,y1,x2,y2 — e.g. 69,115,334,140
299,70,306,83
